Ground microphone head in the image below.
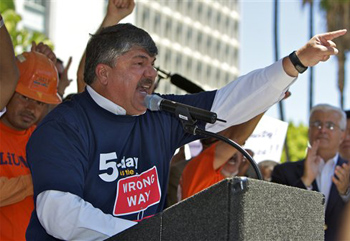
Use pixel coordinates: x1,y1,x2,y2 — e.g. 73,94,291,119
144,94,162,111
170,74,204,93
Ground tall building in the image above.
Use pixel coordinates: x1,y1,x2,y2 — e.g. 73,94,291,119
135,1,240,94
12,0,240,95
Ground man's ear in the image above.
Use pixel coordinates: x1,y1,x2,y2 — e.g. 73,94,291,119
95,64,111,85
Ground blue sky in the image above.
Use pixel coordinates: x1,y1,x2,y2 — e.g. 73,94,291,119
239,0,350,125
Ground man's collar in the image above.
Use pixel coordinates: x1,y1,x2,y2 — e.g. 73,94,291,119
86,86,146,116
87,86,127,115
324,153,339,165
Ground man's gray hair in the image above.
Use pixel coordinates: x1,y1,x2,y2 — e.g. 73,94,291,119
309,104,346,130
84,23,158,85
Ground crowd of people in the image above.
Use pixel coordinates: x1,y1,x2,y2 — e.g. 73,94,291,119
0,1,349,240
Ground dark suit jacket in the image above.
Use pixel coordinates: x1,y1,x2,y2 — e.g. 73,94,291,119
271,156,348,241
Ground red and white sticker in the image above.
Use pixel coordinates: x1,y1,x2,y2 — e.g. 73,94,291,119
113,166,161,216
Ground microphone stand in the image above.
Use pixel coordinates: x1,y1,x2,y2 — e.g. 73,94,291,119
175,106,263,180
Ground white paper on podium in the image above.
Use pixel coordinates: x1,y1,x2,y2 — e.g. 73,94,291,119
243,115,289,164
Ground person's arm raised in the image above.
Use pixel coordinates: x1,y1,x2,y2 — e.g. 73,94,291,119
0,13,19,110
212,91,291,170
31,41,57,64
282,29,347,77
57,57,73,97
213,112,264,170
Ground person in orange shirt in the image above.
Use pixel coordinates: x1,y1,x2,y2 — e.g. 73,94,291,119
180,141,254,200
179,114,261,200
0,49,61,241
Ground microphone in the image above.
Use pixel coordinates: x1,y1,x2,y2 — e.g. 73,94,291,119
144,94,225,124
170,74,204,94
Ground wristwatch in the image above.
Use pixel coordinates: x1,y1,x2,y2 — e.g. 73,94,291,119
289,51,308,74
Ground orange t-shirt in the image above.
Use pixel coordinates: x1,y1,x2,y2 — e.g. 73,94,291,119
180,143,225,200
0,121,35,241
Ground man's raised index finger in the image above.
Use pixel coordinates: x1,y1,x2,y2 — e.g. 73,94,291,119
322,29,347,40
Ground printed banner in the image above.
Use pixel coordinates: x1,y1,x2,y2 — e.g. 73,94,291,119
114,166,161,216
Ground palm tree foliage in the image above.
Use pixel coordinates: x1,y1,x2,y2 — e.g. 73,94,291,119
320,0,350,108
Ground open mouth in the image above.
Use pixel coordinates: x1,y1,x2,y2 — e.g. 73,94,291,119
138,79,153,95
227,159,237,165
139,86,150,94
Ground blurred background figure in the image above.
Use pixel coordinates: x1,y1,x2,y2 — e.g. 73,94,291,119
223,149,255,178
56,57,73,99
338,202,350,240
258,160,279,182
167,146,186,207
179,142,254,201
339,110,350,160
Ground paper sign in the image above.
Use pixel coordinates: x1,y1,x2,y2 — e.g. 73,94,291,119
243,115,288,163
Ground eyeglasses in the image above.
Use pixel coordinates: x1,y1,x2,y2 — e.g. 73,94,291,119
310,121,339,131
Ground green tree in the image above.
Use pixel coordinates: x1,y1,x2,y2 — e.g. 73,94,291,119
1,0,53,55
0,0,15,11
281,122,309,163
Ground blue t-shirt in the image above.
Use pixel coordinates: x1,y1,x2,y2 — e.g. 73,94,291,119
26,90,216,240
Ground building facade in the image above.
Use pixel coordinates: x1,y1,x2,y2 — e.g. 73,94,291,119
135,1,240,94
13,0,240,95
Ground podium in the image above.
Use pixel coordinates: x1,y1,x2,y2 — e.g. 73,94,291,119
107,177,325,240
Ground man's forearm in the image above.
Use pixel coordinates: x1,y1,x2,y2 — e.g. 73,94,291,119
36,190,137,240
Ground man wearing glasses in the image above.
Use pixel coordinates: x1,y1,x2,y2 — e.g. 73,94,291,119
271,104,349,241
